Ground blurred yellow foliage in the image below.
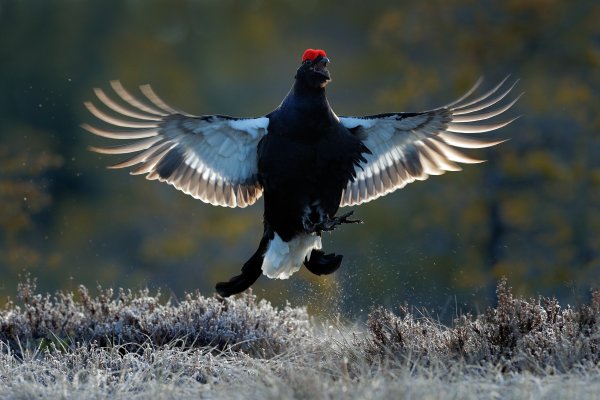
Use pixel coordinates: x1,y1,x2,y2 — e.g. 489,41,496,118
1,0,599,315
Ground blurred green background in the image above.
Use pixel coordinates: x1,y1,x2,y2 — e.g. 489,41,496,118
1,0,599,319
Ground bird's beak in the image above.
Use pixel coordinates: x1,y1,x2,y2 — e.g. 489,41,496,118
315,57,331,80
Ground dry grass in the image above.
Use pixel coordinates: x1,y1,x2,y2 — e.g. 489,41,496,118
1,277,311,357
365,279,600,373
1,278,599,399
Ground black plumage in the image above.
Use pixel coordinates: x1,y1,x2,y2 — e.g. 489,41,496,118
84,49,519,297
215,56,368,295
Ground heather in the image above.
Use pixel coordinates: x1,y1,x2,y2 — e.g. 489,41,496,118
1,279,599,399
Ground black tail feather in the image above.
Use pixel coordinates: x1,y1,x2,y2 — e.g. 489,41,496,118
215,232,270,297
304,249,343,276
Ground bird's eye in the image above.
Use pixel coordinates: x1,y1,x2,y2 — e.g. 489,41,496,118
305,60,312,65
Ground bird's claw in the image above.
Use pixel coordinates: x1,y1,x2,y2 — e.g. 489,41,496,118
336,211,363,225
312,210,363,233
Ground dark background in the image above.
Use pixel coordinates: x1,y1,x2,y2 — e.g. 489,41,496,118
1,0,599,319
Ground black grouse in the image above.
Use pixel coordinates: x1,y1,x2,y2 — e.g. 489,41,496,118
84,48,519,297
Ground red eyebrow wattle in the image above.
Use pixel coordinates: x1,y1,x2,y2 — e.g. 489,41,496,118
302,48,327,62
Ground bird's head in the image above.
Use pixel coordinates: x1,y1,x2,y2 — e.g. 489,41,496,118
296,48,331,89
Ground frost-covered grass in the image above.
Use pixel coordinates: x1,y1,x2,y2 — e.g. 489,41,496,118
2,278,310,358
1,278,599,399
365,280,600,373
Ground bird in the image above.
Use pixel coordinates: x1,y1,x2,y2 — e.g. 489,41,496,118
83,48,519,297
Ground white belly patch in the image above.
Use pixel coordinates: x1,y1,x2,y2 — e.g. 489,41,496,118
261,233,322,279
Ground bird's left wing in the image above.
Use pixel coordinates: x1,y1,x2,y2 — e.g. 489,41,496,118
338,78,520,207
83,81,268,208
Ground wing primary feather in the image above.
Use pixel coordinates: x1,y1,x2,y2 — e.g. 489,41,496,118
378,155,394,188
169,164,192,188
338,75,518,207
418,152,441,176
372,171,384,194
184,164,204,194
451,76,510,111
366,174,376,197
185,176,198,199
223,185,234,207
246,184,256,204
93,88,161,121
146,171,161,180
84,102,159,128
82,123,158,139
385,156,403,185
195,170,211,199
442,77,484,108
357,178,367,203
88,136,163,154
342,185,352,206
205,173,218,204
110,81,167,116
438,132,509,149
237,186,249,208
178,165,196,190
182,169,200,194
446,117,519,133
231,186,240,208
423,139,471,167
131,145,176,175
139,84,187,115
155,146,185,179
230,185,239,207
247,184,259,205
452,81,520,116
108,141,170,170
427,138,482,165
451,94,522,123
402,144,424,177
417,143,445,175
86,83,266,209
197,176,212,203
348,183,357,205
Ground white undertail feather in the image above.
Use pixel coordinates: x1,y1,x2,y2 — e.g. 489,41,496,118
261,233,322,279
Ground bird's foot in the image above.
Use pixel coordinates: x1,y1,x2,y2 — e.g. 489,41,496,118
314,211,363,233
304,250,343,276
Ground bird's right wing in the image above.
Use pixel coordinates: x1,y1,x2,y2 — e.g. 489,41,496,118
83,81,269,208
338,78,520,207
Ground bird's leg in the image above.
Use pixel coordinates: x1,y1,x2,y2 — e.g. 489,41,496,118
302,201,363,234
302,216,318,233
301,201,327,233
304,249,343,276
335,210,363,225
215,231,270,297
314,210,363,233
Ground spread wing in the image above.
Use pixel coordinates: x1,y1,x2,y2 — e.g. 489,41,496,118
83,81,268,208
338,77,520,207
